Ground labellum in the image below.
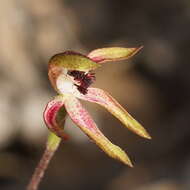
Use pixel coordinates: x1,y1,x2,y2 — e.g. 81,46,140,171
67,70,95,94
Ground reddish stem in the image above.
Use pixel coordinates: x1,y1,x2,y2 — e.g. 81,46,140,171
27,143,59,190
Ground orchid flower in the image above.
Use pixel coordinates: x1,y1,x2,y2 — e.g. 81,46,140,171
44,46,151,167
27,46,151,190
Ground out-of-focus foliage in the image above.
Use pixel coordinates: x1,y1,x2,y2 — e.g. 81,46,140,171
0,0,190,190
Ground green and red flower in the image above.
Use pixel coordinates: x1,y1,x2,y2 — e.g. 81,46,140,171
44,47,151,167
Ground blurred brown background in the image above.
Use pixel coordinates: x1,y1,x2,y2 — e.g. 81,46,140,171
0,0,190,189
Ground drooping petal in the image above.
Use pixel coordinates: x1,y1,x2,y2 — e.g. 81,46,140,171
64,95,133,166
77,88,151,139
88,46,143,63
43,96,69,140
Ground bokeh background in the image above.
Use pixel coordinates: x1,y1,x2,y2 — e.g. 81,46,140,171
1,0,190,189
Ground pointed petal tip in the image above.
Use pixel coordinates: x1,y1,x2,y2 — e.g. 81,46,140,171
122,157,133,167
146,136,152,140
107,147,133,167
139,130,152,140
128,162,134,168
145,134,152,140
127,122,152,140
107,143,134,167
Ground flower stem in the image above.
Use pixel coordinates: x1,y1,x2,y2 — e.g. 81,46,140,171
27,132,61,190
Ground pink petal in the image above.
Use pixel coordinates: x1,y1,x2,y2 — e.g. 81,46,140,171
88,47,142,63
43,96,69,140
64,95,132,166
77,88,151,139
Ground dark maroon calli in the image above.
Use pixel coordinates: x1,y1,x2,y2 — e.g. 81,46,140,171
68,70,95,94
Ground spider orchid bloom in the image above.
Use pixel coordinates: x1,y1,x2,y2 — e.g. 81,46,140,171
44,47,151,167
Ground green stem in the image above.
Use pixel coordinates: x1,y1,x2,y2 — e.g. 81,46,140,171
27,133,61,190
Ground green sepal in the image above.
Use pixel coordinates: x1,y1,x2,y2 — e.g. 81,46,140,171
88,46,143,63
49,51,100,71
